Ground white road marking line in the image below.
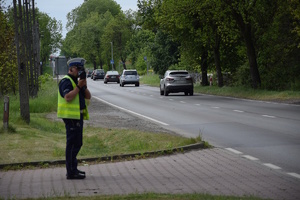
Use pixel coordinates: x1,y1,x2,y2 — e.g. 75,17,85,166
225,148,243,155
287,172,300,179
263,163,281,170
195,104,201,106
169,99,173,101
180,101,186,103
212,107,220,109
233,110,244,113
262,115,276,118
93,96,169,126
243,155,259,161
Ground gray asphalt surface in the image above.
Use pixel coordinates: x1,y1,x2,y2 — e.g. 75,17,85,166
88,81,300,175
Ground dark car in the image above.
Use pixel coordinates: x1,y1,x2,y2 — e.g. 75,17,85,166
160,70,193,96
86,69,92,78
92,69,105,80
104,71,120,84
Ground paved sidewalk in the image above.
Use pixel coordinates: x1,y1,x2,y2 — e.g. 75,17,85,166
0,148,299,199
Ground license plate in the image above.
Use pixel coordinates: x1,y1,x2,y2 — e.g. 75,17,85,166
111,76,116,78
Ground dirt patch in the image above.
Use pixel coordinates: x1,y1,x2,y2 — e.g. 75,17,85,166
49,97,177,134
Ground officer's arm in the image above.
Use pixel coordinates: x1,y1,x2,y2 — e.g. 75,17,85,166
84,87,91,100
64,87,80,102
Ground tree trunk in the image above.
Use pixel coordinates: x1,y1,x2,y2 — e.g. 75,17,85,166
228,3,261,89
214,33,223,87
243,24,261,89
121,58,126,70
93,60,97,69
14,0,30,124
201,50,209,86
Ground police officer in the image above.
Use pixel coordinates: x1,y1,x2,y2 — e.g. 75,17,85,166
57,58,91,179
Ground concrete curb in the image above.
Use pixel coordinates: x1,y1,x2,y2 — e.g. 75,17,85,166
0,142,205,170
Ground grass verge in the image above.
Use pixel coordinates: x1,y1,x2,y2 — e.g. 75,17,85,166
0,78,204,167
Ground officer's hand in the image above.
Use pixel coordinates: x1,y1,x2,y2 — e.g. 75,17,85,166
78,79,86,89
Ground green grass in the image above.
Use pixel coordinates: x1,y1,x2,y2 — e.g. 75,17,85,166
0,79,203,165
0,118,202,164
140,74,160,87
140,74,300,102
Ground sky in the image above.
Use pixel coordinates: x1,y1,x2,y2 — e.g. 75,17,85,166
3,0,138,38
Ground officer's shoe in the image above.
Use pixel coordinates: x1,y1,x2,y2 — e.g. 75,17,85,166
77,169,85,175
67,172,86,180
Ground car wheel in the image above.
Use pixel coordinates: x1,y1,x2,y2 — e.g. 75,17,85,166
135,83,139,87
164,86,168,96
185,92,188,96
190,90,194,96
104,81,107,84
121,82,125,87
160,86,164,95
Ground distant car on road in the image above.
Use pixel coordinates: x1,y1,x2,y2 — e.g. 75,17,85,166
104,71,120,84
160,70,193,96
92,69,105,80
86,69,92,78
120,69,140,87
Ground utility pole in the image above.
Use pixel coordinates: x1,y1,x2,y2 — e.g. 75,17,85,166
110,42,114,70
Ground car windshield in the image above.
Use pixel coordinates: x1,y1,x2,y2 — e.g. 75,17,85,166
169,72,188,76
124,71,137,75
96,70,104,74
107,71,119,75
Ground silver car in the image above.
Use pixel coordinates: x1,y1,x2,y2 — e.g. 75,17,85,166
160,70,194,96
120,69,140,87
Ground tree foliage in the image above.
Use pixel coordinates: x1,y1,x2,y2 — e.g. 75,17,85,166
38,11,62,65
0,8,18,95
136,0,300,90
63,0,123,69
61,0,300,90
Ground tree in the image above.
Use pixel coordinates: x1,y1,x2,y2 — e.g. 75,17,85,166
150,30,180,75
137,0,161,31
126,29,155,68
256,0,300,90
13,0,30,123
101,12,134,70
0,5,18,95
64,0,121,68
156,0,212,85
66,0,121,30
37,11,62,67
71,11,113,69
222,0,271,89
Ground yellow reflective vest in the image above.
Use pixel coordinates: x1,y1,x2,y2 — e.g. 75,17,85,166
57,75,89,120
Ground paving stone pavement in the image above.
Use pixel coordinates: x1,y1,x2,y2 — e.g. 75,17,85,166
0,148,299,199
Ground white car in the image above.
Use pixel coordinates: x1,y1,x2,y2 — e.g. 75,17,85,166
160,70,194,96
120,69,140,87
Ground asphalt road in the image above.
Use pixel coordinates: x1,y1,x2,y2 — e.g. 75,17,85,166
87,79,300,177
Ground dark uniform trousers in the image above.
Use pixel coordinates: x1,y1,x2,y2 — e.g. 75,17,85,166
63,114,83,175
